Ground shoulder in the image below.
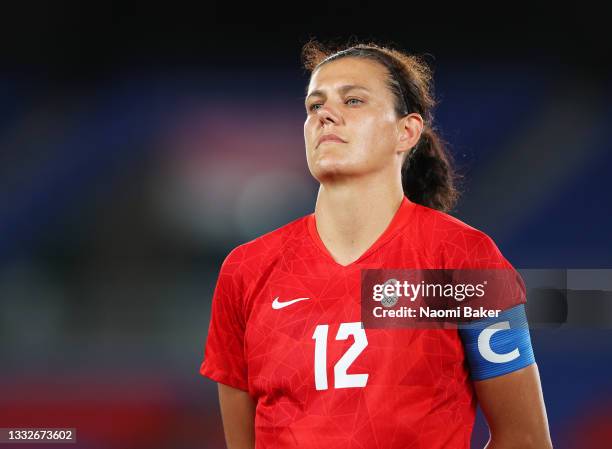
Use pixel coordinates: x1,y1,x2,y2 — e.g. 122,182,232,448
220,214,310,277
410,203,509,269
410,201,493,242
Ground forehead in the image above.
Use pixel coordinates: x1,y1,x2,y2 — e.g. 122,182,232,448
307,57,390,94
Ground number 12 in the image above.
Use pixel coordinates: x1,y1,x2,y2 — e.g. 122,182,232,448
312,322,369,390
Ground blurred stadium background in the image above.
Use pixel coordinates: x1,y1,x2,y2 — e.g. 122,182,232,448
0,6,611,449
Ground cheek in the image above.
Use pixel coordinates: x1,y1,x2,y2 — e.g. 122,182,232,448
304,118,317,145
355,115,395,150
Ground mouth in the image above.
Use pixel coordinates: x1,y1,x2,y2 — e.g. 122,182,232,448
317,134,347,148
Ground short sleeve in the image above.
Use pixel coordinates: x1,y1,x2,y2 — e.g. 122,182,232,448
200,248,249,391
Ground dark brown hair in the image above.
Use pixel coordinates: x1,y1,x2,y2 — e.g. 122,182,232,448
302,40,460,212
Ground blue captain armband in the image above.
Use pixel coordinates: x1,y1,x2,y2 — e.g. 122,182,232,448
459,304,535,381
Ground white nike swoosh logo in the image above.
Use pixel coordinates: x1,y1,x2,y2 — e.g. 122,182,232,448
272,297,311,310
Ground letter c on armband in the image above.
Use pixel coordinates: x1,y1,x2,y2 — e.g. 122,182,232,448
477,321,520,363
459,304,535,381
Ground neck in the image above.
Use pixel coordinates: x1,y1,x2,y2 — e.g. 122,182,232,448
313,171,405,266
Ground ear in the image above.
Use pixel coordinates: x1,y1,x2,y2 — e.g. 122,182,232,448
397,113,424,156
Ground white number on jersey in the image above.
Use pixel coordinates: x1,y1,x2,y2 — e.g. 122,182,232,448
312,322,369,390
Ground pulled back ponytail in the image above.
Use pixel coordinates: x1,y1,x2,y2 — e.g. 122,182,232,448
402,126,459,212
302,40,460,212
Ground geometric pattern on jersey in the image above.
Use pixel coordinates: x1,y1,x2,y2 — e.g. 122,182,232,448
201,196,526,449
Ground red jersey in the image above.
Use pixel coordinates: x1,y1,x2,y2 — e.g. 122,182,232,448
201,196,519,448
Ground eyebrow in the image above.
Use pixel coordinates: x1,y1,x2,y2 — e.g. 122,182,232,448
304,84,370,104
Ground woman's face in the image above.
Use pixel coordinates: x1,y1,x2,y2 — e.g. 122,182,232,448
304,57,408,183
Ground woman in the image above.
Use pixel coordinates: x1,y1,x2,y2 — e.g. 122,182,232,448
201,41,552,449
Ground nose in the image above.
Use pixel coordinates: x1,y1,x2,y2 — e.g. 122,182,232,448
316,104,340,125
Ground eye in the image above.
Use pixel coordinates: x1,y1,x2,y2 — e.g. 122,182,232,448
345,98,363,106
308,103,322,112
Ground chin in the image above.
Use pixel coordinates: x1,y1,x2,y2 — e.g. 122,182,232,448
310,157,366,181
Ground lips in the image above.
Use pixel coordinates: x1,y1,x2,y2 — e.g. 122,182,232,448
317,133,347,148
